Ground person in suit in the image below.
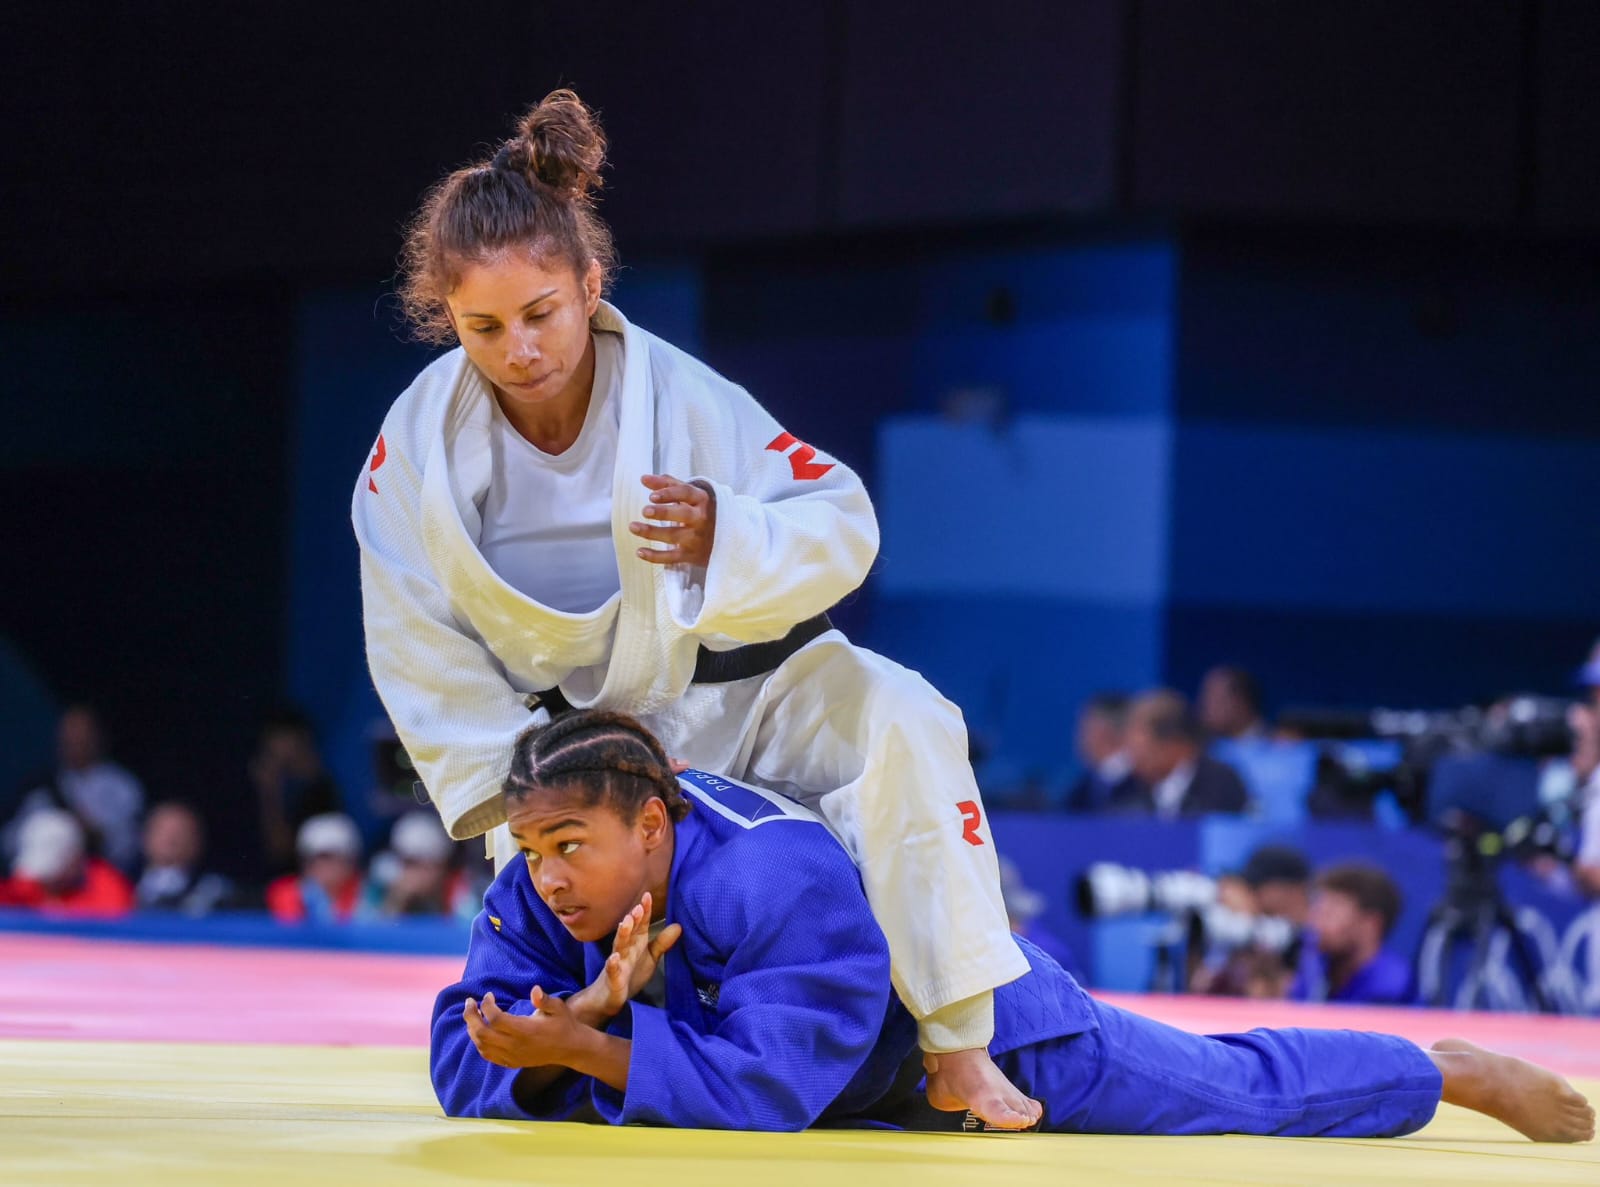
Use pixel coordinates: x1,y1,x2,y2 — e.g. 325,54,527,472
1199,665,1268,741
1109,690,1252,819
1064,692,1140,814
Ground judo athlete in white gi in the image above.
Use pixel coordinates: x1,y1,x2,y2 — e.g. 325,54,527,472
353,90,1034,1124
431,711,1595,1141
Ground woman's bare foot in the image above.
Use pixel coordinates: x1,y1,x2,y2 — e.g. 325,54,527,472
923,1047,1043,1131
1429,1037,1595,1142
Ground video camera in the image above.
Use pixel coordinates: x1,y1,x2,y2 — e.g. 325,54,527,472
1280,694,1575,826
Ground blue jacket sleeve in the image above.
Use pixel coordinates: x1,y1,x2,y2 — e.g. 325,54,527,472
429,876,592,1120
591,831,893,1131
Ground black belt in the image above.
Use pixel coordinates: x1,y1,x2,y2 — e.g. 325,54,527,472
528,612,834,719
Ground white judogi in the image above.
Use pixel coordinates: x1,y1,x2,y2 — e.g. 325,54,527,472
353,301,1027,1025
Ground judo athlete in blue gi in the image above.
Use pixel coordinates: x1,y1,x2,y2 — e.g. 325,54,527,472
431,711,1595,1142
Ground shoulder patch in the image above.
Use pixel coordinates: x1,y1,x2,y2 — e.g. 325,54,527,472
676,769,821,830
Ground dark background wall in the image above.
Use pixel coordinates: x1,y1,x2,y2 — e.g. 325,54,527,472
3,1,1598,826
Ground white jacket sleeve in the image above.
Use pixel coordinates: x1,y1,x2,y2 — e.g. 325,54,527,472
352,430,531,840
667,384,880,644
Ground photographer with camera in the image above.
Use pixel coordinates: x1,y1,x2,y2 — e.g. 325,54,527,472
1189,845,1311,999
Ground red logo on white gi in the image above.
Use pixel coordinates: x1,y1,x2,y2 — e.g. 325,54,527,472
957,800,984,846
367,434,387,494
765,431,835,481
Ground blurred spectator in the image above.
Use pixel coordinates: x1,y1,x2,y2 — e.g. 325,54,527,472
1242,844,1312,929
997,857,1078,977
1064,693,1138,814
1291,862,1415,1006
1235,948,1297,1000
4,705,145,873
364,810,474,920
1112,690,1251,819
1570,641,1600,896
266,813,364,923
1189,844,1310,998
133,802,236,915
250,707,343,876
0,808,134,916
1199,666,1267,741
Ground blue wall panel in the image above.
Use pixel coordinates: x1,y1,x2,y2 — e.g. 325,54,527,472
1176,235,1600,438
870,596,1163,779
879,417,1171,601
1169,421,1600,620
706,240,1176,434
1165,605,1599,714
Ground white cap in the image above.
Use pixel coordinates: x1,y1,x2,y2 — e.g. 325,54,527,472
14,809,86,882
296,813,363,862
389,811,453,864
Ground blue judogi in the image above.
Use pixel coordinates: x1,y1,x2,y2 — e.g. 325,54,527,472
431,771,1441,1135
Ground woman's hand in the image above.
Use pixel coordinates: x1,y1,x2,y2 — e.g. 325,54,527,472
463,987,584,1070
564,891,684,1025
596,892,683,1015
631,475,715,567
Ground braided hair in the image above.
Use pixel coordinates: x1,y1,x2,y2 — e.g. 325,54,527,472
504,710,692,823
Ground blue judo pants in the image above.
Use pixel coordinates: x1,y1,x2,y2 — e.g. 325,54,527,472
999,999,1443,1138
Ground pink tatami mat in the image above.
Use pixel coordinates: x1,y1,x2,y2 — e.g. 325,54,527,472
0,933,462,1046
4,930,1600,1076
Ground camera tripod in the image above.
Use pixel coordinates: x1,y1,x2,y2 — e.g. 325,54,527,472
1415,858,1554,1013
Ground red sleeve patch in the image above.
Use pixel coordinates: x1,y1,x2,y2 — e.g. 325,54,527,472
765,431,835,481
367,434,387,494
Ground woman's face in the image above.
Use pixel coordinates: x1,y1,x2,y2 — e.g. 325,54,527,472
506,785,668,944
445,251,602,415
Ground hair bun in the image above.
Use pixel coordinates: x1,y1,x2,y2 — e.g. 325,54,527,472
516,89,606,200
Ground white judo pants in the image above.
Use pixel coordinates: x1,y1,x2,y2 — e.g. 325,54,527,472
489,631,1029,1024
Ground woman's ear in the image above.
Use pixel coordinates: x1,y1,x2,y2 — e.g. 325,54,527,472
638,797,669,851
583,258,602,316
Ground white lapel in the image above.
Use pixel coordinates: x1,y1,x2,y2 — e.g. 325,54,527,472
419,351,606,654
588,303,694,715
415,304,693,712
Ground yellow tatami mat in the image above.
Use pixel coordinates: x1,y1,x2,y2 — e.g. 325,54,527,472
2,1039,1595,1187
